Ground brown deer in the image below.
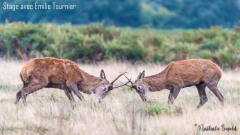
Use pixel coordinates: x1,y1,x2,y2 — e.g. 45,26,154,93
124,59,224,108
16,57,128,105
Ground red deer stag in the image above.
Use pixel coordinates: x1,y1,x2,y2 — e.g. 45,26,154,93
16,57,127,105
124,59,224,108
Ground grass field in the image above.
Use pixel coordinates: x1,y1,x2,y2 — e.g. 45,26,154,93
0,60,239,135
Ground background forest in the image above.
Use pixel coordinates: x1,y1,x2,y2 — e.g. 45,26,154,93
1,0,240,28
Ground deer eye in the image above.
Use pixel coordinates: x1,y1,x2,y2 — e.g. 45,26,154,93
137,86,141,91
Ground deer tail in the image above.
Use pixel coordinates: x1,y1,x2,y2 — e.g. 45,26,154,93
214,63,222,79
20,69,29,84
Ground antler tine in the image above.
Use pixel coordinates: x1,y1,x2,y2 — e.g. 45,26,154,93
112,80,131,89
111,72,127,85
118,80,132,88
123,74,133,85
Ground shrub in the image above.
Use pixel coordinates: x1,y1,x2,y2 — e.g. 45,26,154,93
0,23,240,68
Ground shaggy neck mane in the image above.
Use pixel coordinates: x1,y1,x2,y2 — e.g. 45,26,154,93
75,69,102,94
81,70,102,86
144,67,170,91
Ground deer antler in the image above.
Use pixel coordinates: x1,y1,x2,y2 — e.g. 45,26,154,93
112,80,131,89
124,75,133,85
118,80,132,88
111,72,127,85
117,75,134,88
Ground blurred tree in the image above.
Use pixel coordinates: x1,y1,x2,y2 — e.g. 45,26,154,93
0,0,240,28
77,0,142,26
158,0,240,28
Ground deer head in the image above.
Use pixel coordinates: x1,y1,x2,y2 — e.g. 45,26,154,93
123,70,149,102
94,70,129,103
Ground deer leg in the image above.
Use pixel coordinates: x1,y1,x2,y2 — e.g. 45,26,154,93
207,81,224,106
15,83,29,104
66,83,85,101
64,90,75,102
196,83,208,109
16,78,47,105
16,89,23,104
17,83,46,105
168,85,181,104
64,90,76,108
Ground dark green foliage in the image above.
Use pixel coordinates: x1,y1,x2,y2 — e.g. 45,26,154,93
160,0,240,28
0,23,240,68
1,0,240,28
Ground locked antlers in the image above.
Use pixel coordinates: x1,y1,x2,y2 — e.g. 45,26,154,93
111,72,127,85
107,72,134,89
108,72,131,90
117,74,134,88
124,75,134,87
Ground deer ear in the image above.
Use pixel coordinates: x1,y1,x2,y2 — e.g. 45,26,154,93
100,69,106,79
138,72,142,79
140,70,145,81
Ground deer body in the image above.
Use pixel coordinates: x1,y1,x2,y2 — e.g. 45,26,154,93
16,57,125,105
130,59,224,108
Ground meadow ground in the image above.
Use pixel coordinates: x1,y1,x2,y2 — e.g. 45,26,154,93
0,60,239,135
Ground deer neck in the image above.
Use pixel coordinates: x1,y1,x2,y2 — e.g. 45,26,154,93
79,71,102,94
144,72,167,92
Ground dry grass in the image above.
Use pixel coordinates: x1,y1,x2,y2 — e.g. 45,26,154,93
0,60,239,135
